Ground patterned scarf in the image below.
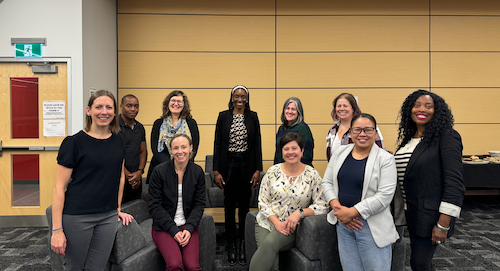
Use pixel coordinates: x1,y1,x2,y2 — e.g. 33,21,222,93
157,116,192,156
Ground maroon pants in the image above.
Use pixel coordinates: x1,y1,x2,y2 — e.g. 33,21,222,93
152,226,201,271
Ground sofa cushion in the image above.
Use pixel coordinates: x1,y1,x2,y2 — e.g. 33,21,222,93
110,219,147,265
139,219,153,243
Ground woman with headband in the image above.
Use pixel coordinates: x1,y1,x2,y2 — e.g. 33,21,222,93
213,85,263,266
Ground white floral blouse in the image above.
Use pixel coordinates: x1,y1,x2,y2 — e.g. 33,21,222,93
256,163,329,232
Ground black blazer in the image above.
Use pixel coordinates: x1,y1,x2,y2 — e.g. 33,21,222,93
213,109,263,181
148,160,206,237
146,117,200,183
403,128,465,237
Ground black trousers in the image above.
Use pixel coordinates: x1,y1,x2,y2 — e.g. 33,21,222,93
224,152,252,240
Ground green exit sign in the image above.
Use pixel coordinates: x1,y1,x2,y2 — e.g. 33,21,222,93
15,44,42,58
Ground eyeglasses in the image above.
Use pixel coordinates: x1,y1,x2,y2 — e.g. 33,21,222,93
170,99,184,105
351,127,375,135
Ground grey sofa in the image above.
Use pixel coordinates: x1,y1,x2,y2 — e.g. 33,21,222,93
46,198,216,271
204,155,262,208
245,210,406,271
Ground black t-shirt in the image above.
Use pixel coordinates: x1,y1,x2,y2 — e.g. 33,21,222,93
118,115,146,173
338,152,367,208
57,130,124,215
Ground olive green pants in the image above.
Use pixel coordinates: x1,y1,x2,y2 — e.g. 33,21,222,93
249,222,296,271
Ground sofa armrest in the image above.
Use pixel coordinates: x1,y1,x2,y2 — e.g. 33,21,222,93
293,214,342,271
121,199,151,224
245,210,259,262
198,213,216,271
109,219,148,265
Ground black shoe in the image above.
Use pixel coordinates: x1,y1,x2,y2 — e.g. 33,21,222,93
239,240,247,265
228,241,237,266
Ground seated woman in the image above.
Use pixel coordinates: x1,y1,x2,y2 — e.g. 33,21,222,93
148,134,206,271
322,113,399,271
249,132,328,271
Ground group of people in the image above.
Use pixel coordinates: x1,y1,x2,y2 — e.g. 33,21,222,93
50,86,465,271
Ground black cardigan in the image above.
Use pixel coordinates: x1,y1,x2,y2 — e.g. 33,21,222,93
146,117,199,183
148,160,206,236
403,128,465,238
213,109,263,181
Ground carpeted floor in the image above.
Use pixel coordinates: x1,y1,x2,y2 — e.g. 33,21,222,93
1,196,499,271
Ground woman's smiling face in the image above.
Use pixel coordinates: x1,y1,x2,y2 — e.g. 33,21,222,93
411,95,435,130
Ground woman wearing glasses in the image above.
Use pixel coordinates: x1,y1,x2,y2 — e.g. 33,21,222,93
147,90,200,183
322,113,399,271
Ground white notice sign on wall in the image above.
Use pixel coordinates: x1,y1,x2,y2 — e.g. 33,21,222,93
43,101,65,119
43,120,66,137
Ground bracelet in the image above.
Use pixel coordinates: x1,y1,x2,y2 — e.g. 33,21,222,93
52,227,63,232
436,222,450,232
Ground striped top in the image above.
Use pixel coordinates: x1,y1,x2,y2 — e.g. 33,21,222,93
394,137,422,205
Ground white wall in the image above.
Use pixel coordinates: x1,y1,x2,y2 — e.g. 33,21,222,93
82,0,117,107
0,0,118,135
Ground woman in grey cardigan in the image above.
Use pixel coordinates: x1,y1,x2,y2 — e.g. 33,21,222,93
322,113,399,271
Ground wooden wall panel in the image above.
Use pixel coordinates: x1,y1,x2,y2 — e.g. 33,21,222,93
277,16,428,52
275,88,415,125
431,17,500,51
277,53,429,88
277,0,428,15
432,89,500,124
119,52,275,89
118,0,275,15
118,88,276,126
455,124,500,155
431,53,500,87
431,0,500,15
118,15,275,52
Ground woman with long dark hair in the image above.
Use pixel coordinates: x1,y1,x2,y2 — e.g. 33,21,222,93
213,85,263,265
323,113,398,270
395,89,465,271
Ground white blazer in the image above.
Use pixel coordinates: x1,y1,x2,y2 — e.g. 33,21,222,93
322,143,399,248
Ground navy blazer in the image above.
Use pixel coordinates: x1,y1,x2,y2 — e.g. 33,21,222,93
213,109,263,181
403,128,465,238
148,160,206,237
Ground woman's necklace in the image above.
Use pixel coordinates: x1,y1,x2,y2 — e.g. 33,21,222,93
285,174,299,184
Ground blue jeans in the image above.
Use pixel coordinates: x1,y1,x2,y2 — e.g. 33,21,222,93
337,218,392,271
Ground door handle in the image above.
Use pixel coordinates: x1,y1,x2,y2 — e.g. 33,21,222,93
0,140,59,157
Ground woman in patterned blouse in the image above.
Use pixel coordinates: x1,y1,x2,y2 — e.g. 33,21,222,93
213,85,263,266
249,132,328,271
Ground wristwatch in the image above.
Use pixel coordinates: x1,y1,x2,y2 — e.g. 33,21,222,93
299,208,304,219
139,168,144,174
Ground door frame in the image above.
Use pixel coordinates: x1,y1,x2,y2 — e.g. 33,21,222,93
0,57,71,227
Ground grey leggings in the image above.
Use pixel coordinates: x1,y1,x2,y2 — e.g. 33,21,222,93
62,209,118,271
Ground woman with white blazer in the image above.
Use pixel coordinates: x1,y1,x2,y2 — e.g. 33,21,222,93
322,113,399,271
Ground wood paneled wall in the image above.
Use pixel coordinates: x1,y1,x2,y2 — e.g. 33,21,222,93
118,0,500,175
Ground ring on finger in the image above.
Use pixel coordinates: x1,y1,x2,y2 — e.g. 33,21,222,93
437,241,441,245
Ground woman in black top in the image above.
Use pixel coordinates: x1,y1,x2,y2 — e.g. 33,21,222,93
51,90,133,270
395,89,465,271
149,134,206,270
213,85,263,265
147,90,200,183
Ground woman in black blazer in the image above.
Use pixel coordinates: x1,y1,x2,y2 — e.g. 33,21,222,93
147,90,200,183
213,85,263,266
394,89,465,271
